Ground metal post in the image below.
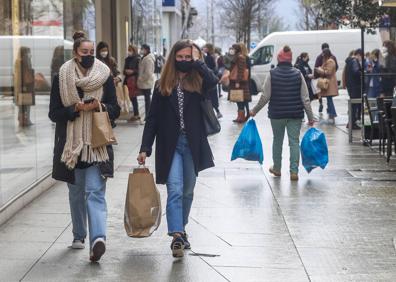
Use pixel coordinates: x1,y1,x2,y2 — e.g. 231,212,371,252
361,27,366,143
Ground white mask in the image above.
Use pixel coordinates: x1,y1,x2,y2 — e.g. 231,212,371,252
382,47,388,55
100,51,108,58
229,49,235,55
128,51,133,56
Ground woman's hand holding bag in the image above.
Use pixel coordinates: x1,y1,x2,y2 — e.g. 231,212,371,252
91,101,117,148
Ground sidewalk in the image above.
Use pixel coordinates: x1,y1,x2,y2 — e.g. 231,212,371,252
1,94,396,281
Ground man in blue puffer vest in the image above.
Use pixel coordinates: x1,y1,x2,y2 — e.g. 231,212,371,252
250,45,314,181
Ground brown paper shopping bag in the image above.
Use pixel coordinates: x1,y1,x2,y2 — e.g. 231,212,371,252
116,84,131,120
91,103,117,148
124,167,161,238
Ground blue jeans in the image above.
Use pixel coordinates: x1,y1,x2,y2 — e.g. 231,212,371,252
326,97,337,118
166,134,197,235
67,165,107,247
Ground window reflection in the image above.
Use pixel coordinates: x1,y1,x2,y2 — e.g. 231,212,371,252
0,0,95,208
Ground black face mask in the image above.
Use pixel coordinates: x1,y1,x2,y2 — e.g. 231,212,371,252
175,60,193,73
80,55,95,69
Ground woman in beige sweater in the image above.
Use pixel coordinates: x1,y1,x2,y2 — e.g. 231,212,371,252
315,48,338,122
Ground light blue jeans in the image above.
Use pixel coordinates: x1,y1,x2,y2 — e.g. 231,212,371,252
166,134,197,235
67,165,107,247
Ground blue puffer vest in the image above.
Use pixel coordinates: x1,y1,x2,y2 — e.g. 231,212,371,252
268,62,304,119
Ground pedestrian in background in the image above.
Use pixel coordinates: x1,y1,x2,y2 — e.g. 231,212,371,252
137,44,155,119
96,41,122,85
203,43,222,118
314,43,339,114
14,46,35,127
380,40,396,97
123,44,140,121
137,39,218,258
250,45,314,181
229,43,251,123
367,49,382,98
315,48,338,123
215,48,225,97
48,32,120,262
295,52,315,101
154,52,165,79
344,48,363,129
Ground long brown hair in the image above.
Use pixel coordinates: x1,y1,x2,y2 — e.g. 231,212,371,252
159,39,203,96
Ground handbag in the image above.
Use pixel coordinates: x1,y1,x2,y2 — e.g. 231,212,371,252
317,77,329,91
229,89,244,102
124,167,161,238
200,99,221,136
91,102,117,148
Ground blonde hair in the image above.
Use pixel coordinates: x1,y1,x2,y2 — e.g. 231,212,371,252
128,44,138,56
239,43,249,57
159,40,203,96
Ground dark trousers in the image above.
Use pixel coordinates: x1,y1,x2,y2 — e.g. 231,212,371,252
131,97,139,116
237,101,249,112
131,89,152,116
352,103,361,124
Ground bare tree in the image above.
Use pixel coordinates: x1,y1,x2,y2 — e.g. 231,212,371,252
220,0,273,48
296,0,321,30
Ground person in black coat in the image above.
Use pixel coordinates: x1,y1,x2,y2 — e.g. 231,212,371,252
295,52,314,101
48,34,120,262
137,39,218,258
203,43,222,118
123,44,141,120
344,48,363,129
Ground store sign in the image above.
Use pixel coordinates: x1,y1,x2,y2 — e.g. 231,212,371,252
162,0,175,6
162,0,180,8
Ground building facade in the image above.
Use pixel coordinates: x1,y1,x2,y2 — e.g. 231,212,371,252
0,0,130,214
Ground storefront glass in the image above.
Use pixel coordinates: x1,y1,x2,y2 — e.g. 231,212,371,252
0,0,95,207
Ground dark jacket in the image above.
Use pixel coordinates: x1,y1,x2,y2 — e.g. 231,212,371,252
123,55,140,84
269,62,303,119
295,59,314,100
345,57,362,98
49,74,120,184
98,56,120,79
204,54,219,109
140,60,218,184
381,54,396,96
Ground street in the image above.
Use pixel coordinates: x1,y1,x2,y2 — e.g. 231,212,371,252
1,94,396,282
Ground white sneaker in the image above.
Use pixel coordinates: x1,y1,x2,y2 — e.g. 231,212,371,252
71,239,85,249
90,238,106,262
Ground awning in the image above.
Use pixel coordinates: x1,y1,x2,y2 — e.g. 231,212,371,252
378,0,396,7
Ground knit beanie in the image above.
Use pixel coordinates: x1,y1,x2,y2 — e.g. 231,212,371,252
277,46,292,63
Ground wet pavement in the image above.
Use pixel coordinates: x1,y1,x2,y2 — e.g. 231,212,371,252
1,92,396,281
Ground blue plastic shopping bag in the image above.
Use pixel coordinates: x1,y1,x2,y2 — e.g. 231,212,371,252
300,128,328,173
231,119,263,164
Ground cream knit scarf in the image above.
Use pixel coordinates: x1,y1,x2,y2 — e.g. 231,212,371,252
59,58,111,169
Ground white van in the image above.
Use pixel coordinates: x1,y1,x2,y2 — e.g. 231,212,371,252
249,29,382,94
0,36,73,92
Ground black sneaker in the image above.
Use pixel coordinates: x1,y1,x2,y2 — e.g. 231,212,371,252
90,238,106,262
182,233,191,250
170,236,185,258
